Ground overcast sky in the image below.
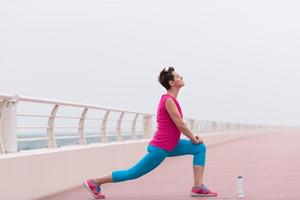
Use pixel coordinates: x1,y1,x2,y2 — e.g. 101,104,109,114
1,0,299,126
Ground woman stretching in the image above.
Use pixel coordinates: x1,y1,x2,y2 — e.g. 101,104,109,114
84,67,218,198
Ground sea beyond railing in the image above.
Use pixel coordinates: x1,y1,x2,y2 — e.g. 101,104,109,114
0,93,267,154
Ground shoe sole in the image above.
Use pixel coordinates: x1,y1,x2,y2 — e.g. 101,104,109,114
191,192,218,197
83,181,105,199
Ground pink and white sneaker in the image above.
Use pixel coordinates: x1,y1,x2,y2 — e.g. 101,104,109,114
191,185,218,197
84,179,106,199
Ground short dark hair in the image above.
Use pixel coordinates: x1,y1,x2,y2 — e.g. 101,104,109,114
158,67,175,90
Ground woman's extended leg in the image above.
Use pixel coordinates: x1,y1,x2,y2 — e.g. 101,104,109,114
168,139,206,186
94,145,168,184
85,145,168,198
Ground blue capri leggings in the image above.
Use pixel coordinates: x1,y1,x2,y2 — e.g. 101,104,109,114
112,139,206,182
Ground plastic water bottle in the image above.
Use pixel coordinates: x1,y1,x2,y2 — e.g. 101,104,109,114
237,176,245,197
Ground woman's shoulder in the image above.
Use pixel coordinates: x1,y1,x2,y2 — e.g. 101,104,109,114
161,94,175,102
161,93,176,99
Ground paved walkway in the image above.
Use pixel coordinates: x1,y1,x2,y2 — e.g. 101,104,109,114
42,130,300,200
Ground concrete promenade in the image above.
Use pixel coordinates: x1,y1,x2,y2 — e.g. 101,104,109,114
41,129,300,200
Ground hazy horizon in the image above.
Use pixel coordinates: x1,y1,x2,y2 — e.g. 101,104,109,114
1,0,299,126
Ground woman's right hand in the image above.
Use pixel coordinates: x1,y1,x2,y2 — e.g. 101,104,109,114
191,136,201,144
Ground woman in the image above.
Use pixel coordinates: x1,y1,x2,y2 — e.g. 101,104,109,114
84,67,218,198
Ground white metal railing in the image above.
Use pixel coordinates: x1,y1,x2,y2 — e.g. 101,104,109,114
0,93,267,154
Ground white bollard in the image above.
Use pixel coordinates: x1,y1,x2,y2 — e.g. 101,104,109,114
237,176,245,197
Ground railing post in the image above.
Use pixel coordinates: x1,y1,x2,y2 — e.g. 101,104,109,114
143,115,153,139
47,105,59,148
202,120,211,133
196,120,201,133
211,121,217,132
189,119,195,133
201,120,209,133
0,100,5,153
216,122,221,132
199,120,205,133
78,108,88,145
101,111,110,143
209,121,214,132
220,122,224,131
194,120,199,133
116,112,125,141
226,123,231,131
0,96,19,153
131,113,139,140
194,120,201,133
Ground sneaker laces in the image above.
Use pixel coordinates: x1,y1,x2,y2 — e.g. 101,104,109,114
202,185,210,193
193,184,209,193
96,185,101,193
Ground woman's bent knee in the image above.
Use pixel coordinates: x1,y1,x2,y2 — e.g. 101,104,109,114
193,143,206,155
199,143,206,153
193,143,206,166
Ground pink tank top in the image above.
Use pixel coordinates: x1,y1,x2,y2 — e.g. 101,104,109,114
149,94,183,151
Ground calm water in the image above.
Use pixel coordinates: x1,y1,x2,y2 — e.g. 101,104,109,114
17,132,144,151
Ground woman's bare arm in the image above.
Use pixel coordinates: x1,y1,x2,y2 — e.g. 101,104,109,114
165,98,201,144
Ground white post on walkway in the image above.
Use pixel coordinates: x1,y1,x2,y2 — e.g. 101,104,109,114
143,115,153,139
1,95,19,153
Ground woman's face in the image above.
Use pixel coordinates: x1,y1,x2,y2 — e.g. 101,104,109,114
170,71,185,88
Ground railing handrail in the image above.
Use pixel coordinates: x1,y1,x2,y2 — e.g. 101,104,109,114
0,93,155,153
0,93,151,116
